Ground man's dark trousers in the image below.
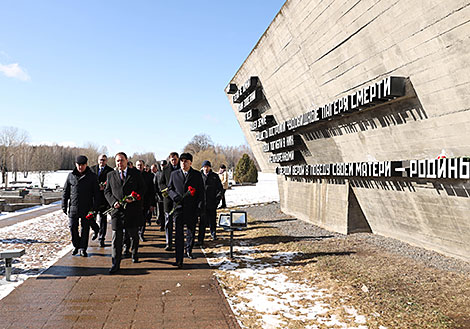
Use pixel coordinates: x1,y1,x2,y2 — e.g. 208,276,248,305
69,216,90,251
198,207,217,243
174,211,197,263
112,226,139,266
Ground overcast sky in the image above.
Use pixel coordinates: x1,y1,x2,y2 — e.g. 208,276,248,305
0,0,285,158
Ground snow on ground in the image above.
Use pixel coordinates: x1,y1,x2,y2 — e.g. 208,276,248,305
5,170,69,189
225,172,279,207
0,202,60,222
0,210,72,300
205,243,375,329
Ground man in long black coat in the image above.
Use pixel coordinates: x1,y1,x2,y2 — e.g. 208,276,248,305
158,152,180,251
62,155,100,257
90,154,114,247
104,152,145,274
136,160,155,241
197,160,223,245
151,162,165,232
168,152,204,268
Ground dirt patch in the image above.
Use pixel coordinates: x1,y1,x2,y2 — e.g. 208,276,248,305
204,209,470,328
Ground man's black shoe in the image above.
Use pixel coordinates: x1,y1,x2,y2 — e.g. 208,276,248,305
80,250,88,257
72,248,79,255
211,235,217,241
164,245,173,251
100,240,105,247
159,227,165,232
173,261,183,269
186,251,195,259
92,230,99,241
123,250,131,258
109,266,119,274
132,256,139,263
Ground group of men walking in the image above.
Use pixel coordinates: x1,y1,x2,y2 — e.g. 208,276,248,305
61,151,228,273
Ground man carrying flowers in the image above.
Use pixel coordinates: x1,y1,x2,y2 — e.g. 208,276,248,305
167,152,205,268
104,152,145,274
62,155,100,257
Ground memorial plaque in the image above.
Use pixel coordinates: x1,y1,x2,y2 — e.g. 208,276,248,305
245,109,260,122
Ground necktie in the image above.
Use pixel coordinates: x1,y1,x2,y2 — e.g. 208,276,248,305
121,171,125,181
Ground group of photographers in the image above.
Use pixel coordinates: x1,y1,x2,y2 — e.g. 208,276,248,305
62,151,227,273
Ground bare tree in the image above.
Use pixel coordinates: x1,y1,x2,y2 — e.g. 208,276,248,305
0,126,30,187
183,134,214,154
129,152,157,167
30,145,61,188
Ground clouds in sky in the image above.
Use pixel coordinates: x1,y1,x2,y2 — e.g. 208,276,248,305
0,62,31,81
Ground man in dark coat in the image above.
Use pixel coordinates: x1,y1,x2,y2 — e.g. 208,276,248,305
168,152,204,268
62,155,100,257
89,154,114,247
197,160,223,246
151,162,165,232
136,160,155,242
158,152,180,251
104,152,145,274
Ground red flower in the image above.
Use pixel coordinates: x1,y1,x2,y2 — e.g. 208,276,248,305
188,186,196,197
136,194,141,201
131,191,138,198
86,212,94,220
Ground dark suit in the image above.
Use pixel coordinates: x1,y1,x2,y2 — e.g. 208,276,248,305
138,170,154,239
159,164,179,248
154,171,165,230
198,170,223,243
168,167,204,264
90,164,114,242
104,167,145,267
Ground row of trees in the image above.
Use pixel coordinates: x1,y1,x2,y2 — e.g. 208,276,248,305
0,127,259,187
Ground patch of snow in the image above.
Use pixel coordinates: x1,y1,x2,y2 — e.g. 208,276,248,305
204,244,371,328
0,202,60,222
0,210,72,300
225,172,279,207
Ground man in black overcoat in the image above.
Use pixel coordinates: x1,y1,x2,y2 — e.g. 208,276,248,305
197,160,223,246
136,160,155,242
90,154,114,247
158,152,180,251
168,152,204,268
151,162,165,232
104,152,145,274
62,155,100,257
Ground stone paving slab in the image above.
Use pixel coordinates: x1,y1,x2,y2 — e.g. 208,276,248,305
0,222,240,329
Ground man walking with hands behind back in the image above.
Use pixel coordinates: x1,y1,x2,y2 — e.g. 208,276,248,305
104,152,145,274
168,152,204,268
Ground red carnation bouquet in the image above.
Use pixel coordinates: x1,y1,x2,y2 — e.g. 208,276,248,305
85,211,95,220
169,186,196,215
103,190,141,215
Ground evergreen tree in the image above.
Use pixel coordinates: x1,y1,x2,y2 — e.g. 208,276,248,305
234,154,258,183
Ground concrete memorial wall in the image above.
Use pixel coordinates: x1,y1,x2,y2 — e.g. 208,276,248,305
226,0,470,261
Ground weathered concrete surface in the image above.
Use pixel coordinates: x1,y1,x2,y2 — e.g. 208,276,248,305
227,0,470,261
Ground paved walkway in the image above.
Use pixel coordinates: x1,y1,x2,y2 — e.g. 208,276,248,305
0,222,240,329
0,204,61,229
